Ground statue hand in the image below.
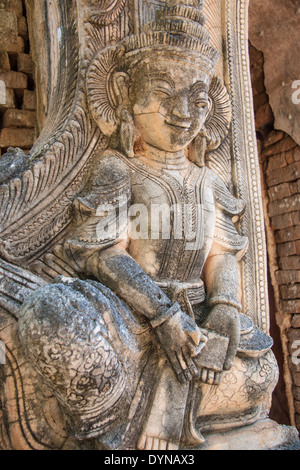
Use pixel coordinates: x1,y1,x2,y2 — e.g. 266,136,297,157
203,304,240,371
155,310,207,383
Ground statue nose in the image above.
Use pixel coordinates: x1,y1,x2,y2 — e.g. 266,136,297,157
171,94,191,121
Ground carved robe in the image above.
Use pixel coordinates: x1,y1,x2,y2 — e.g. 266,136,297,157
18,150,277,449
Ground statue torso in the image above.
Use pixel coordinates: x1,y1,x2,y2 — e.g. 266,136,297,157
127,155,215,283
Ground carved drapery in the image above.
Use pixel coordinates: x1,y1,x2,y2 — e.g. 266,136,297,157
0,0,299,451
0,0,268,330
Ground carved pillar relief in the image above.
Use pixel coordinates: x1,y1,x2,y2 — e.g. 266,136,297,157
1,0,299,451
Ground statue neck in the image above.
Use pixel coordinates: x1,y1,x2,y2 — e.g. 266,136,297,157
135,142,190,171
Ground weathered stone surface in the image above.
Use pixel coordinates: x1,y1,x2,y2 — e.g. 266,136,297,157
0,10,18,42
0,70,27,89
2,109,36,128
0,0,297,451
0,35,24,54
17,53,33,74
0,127,35,148
195,419,299,451
0,0,23,16
0,87,15,109
17,15,28,38
22,89,35,110
0,51,11,71
249,0,300,146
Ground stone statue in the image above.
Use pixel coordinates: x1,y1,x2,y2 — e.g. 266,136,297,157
0,0,299,451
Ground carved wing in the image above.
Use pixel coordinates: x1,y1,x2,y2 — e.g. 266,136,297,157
0,258,45,318
0,0,132,267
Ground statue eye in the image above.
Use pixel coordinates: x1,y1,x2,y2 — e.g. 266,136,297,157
153,87,173,98
194,99,208,109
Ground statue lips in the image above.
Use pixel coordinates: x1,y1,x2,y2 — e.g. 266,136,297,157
164,119,192,131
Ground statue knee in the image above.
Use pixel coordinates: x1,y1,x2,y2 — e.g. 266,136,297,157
18,279,130,439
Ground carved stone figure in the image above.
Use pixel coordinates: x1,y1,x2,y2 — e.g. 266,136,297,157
0,0,299,451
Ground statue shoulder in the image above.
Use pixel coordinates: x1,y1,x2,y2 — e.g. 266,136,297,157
76,150,131,212
205,169,248,257
206,168,245,217
86,150,131,189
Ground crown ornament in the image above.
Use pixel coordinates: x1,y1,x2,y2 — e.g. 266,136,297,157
87,0,231,151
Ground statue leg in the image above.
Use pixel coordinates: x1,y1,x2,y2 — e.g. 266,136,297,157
191,352,279,436
137,356,191,451
18,277,150,443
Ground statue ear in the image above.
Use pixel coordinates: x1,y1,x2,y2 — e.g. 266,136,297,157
111,71,135,158
86,45,128,137
189,77,231,167
111,71,131,116
204,77,232,152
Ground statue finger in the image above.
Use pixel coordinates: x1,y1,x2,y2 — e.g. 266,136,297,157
206,369,216,385
214,372,222,385
200,368,208,383
176,350,193,381
165,350,187,383
182,348,200,379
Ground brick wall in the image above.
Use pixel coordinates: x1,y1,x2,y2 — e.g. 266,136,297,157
250,44,300,431
0,0,36,155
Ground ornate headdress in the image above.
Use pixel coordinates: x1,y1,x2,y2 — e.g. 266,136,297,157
87,0,231,153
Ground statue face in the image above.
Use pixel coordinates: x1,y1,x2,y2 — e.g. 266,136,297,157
130,58,210,153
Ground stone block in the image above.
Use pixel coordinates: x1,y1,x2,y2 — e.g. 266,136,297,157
275,226,300,244
17,16,28,39
255,102,274,130
267,153,287,174
252,76,265,96
280,283,300,300
2,109,36,128
264,130,284,148
17,53,33,74
0,0,23,16
276,270,300,285
23,90,36,110
268,182,291,202
281,299,300,315
267,162,300,188
270,212,293,231
292,315,300,329
0,127,35,149
294,147,300,162
285,149,295,165
0,11,18,43
0,36,24,54
294,373,300,387
277,241,297,259
253,92,268,111
279,256,300,272
0,52,10,71
0,87,15,108
0,70,27,89
262,135,297,158
293,385,300,402
268,194,300,217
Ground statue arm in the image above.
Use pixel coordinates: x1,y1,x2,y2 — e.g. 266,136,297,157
85,244,207,383
202,248,241,371
200,173,248,370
